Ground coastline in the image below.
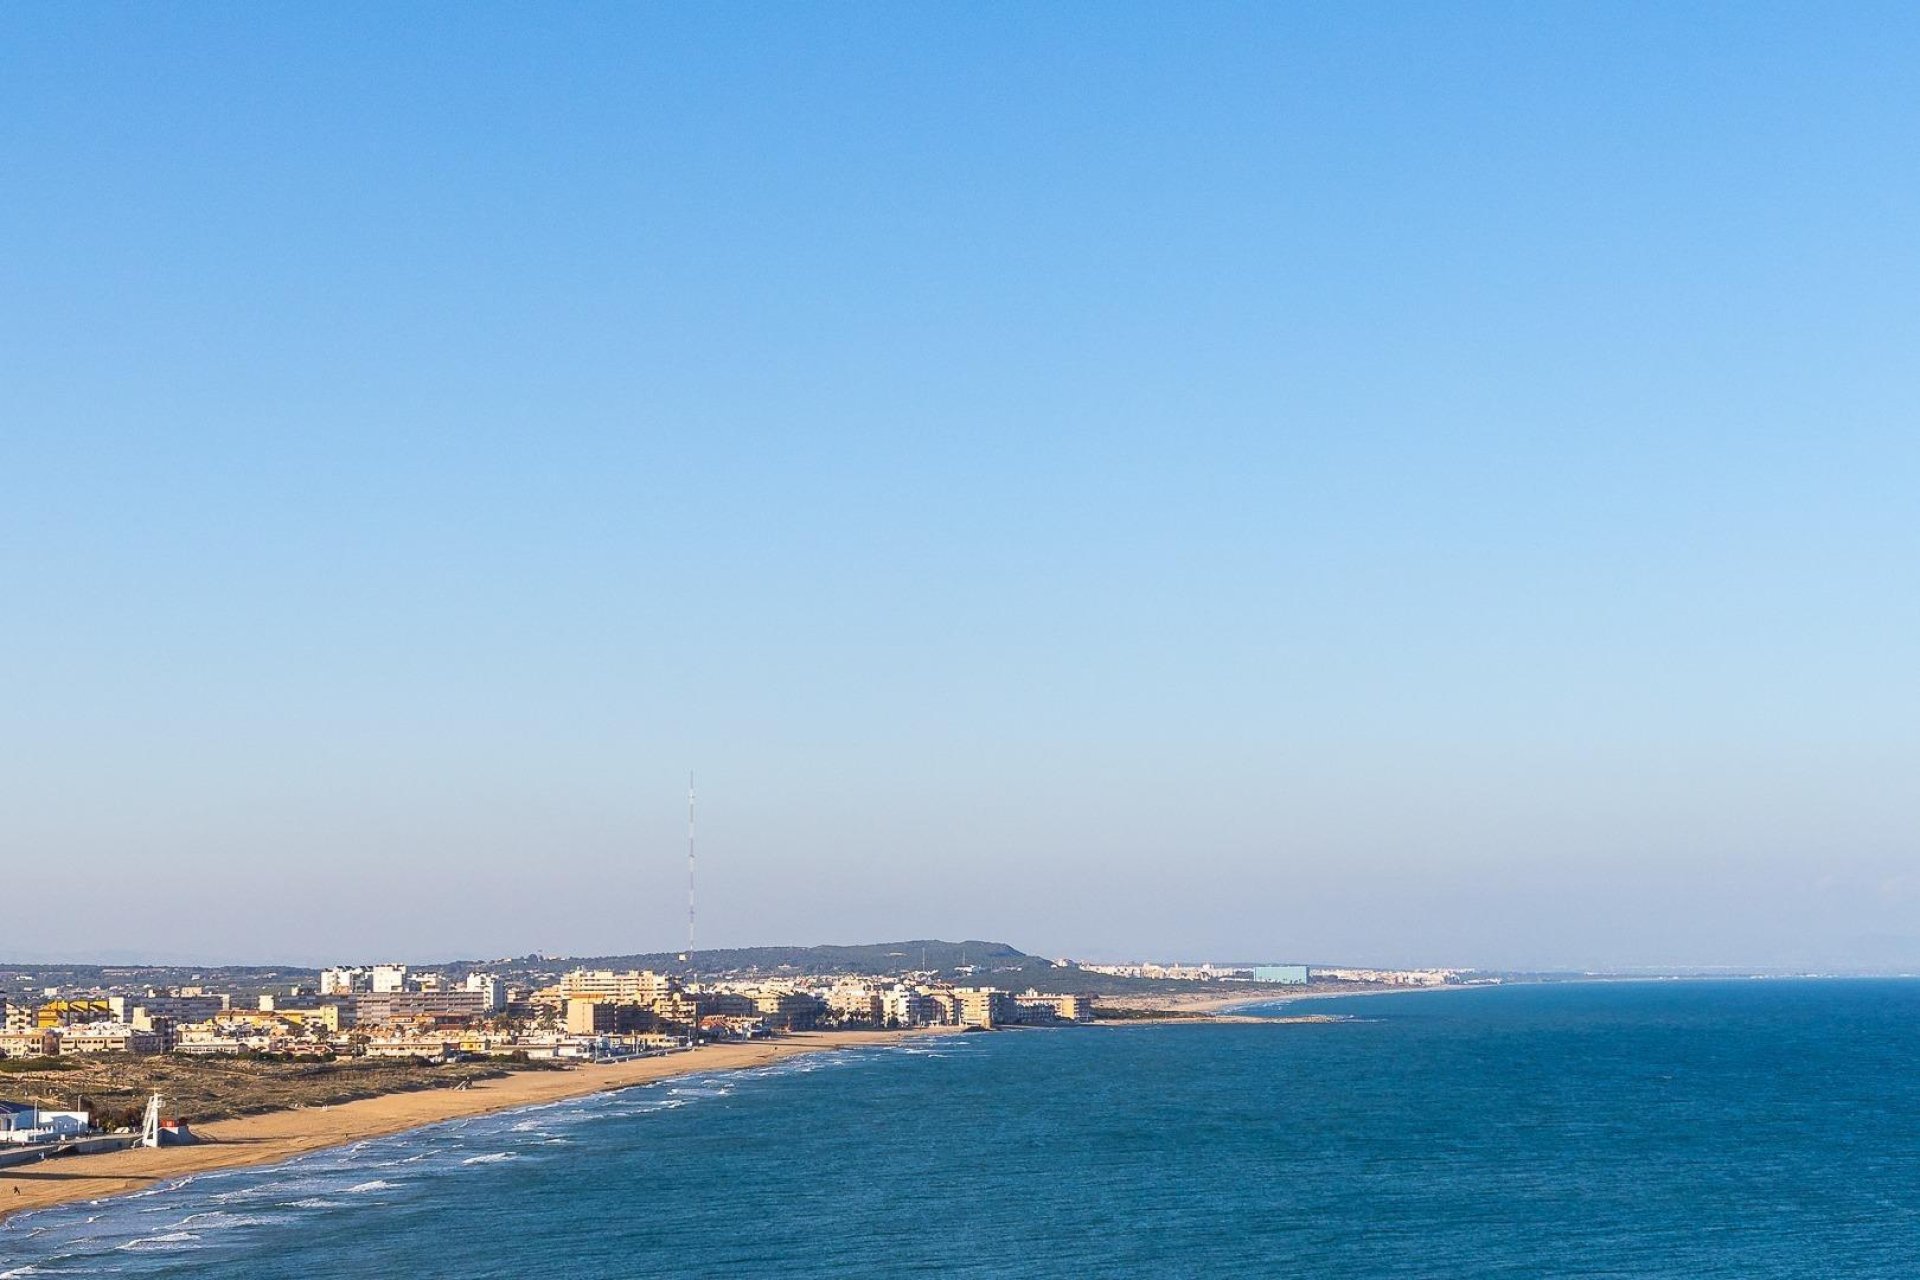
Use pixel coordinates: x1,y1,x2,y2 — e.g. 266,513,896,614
0,1030,934,1228
1100,982,1482,1017
0,989,1503,1226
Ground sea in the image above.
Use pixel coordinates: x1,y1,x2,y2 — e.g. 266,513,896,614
3,979,1917,1278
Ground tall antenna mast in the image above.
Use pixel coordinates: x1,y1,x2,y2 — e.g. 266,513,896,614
685,770,696,965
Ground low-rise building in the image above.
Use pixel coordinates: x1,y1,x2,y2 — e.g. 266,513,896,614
0,1101,91,1144
362,1037,458,1062
0,1029,59,1059
59,1022,165,1055
1015,991,1098,1022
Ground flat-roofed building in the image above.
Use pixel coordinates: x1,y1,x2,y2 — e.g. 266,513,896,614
371,964,409,993
362,1037,458,1062
954,988,1017,1029
319,967,367,996
564,999,658,1035
559,969,680,1005
464,973,507,1013
882,986,939,1028
694,992,757,1019
350,991,487,1025
0,1100,90,1143
750,989,824,1029
36,999,111,1028
208,1005,344,1033
1015,991,1098,1022
111,995,228,1024
0,1029,59,1059
59,1023,165,1055
827,983,884,1024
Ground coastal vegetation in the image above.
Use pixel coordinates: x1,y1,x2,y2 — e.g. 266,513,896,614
0,1052,561,1125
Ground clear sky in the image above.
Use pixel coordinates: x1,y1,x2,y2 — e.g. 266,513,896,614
4,4,1917,970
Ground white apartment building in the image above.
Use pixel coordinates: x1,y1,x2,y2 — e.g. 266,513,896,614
881,985,939,1028
464,973,506,1013
319,967,368,996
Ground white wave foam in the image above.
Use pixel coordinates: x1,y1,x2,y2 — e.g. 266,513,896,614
174,1209,280,1231
460,1152,517,1165
344,1180,396,1194
118,1230,202,1251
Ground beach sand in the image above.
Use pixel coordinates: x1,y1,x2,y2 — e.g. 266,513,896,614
0,1030,928,1227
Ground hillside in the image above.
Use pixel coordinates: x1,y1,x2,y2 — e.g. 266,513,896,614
571,938,1040,979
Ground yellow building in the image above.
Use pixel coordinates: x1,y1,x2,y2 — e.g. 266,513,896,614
953,988,1017,1029
209,1006,342,1032
36,999,112,1028
565,998,657,1035
1017,991,1098,1022
559,970,681,1004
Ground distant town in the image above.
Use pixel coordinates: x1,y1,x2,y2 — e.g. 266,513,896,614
3,951,1471,1064
0,942,1483,1163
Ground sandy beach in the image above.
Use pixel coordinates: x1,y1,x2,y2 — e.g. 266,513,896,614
0,1030,927,1227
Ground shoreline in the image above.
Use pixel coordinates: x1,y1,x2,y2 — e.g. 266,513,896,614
1101,981,1483,1017
0,1030,936,1229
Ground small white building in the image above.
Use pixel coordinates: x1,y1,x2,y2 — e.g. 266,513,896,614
0,1101,91,1145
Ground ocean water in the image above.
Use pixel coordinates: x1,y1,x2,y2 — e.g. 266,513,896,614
4,980,1918,1278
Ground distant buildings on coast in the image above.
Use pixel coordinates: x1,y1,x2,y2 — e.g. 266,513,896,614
0,960,1097,1066
0,948,1485,1071
1075,961,1461,987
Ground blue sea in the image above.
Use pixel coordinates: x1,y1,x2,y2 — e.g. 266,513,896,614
5,980,1918,1277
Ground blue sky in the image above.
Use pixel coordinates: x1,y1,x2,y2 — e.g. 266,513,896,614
4,4,1917,968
